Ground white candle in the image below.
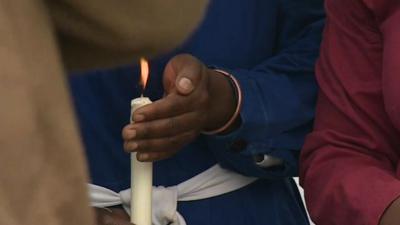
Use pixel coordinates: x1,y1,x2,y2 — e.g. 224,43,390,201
130,96,153,225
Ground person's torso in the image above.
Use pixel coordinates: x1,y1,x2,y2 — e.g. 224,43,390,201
71,0,281,190
323,0,400,176
70,1,309,224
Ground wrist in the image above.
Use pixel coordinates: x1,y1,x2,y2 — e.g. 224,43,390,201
203,69,241,134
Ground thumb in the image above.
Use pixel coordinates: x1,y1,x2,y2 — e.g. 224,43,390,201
163,54,204,95
176,76,194,95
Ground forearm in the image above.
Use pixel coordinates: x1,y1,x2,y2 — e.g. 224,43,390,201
204,2,324,144
201,67,302,178
204,64,317,178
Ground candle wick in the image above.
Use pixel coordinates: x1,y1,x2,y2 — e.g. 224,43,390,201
141,85,145,97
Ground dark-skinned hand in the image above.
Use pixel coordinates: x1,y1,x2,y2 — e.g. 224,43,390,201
122,54,237,162
94,207,133,225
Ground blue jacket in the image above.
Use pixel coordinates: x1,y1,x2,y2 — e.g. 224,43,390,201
70,0,324,224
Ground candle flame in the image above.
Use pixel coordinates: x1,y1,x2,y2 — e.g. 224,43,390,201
140,58,149,91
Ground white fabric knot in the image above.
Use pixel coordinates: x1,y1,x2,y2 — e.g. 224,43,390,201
152,186,183,225
89,164,257,225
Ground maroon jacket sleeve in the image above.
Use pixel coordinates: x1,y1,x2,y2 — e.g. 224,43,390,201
300,1,400,225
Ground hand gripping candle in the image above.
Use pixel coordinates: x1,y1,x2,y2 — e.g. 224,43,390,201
130,58,152,225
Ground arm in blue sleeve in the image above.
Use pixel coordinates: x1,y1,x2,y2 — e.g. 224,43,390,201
205,0,325,179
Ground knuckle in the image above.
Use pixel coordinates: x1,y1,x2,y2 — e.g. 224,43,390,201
167,117,176,132
136,141,145,152
139,140,158,153
139,125,149,139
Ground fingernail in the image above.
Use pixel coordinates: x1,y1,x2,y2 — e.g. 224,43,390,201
134,114,145,122
138,153,149,161
178,77,194,93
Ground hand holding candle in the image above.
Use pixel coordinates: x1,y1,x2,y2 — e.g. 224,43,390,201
123,54,240,162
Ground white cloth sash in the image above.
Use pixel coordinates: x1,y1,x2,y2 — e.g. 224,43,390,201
89,164,257,225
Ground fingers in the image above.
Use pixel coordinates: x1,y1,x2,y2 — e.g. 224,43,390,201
122,125,137,140
124,131,197,161
163,54,207,95
123,112,203,140
125,130,196,153
122,54,211,162
122,111,202,160
132,94,195,122
137,151,177,162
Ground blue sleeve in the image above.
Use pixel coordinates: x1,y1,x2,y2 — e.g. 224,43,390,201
205,0,325,179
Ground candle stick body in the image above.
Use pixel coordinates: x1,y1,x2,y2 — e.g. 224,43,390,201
130,97,153,225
